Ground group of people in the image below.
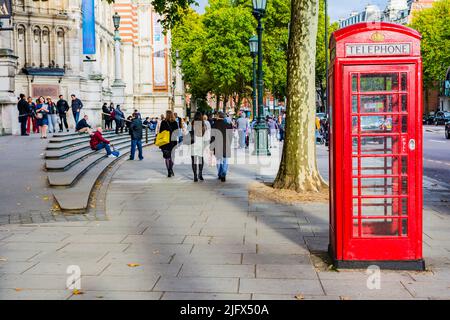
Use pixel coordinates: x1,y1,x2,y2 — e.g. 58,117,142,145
17,93,84,139
157,110,233,182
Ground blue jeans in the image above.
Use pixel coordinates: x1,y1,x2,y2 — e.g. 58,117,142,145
130,139,143,160
96,142,112,155
216,157,229,178
73,112,80,125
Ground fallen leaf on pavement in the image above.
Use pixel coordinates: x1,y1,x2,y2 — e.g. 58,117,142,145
127,263,141,267
295,294,304,300
0,257,7,262
72,289,84,295
42,196,49,201
340,296,351,300
14,288,23,292
153,250,160,255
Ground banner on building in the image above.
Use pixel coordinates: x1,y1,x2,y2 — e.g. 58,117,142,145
82,0,96,55
152,12,168,90
0,0,12,18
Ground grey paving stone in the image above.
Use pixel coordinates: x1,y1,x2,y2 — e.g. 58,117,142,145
0,242,67,251
2,234,69,243
85,226,147,235
252,294,336,300
401,280,450,299
172,253,242,265
69,290,163,300
124,243,193,255
23,261,109,276
257,244,309,255
243,254,311,265
320,280,413,299
61,243,130,253
0,274,69,289
154,277,239,293
192,244,256,254
80,275,159,291
0,261,38,274
101,263,182,277
99,252,172,264
30,250,107,263
256,264,317,280
0,250,41,262
161,292,251,300
122,234,185,244
0,289,72,300
180,264,255,278
239,278,324,295
63,234,127,244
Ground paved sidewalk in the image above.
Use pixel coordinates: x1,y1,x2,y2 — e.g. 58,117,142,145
0,143,449,300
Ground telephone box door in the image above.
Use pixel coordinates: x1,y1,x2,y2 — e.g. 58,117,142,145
343,64,419,261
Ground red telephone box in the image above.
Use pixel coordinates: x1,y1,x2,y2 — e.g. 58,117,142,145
328,23,425,270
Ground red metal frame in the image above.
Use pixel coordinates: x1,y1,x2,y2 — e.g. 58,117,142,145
328,23,423,264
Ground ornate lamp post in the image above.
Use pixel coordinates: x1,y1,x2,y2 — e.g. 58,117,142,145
112,12,124,86
249,35,258,122
252,0,270,156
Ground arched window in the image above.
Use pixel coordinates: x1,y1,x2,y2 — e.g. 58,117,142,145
16,25,27,68
32,27,41,67
56,28,65,68
41,27,51,67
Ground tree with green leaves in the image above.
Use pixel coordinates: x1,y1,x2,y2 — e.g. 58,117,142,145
409,0,450,101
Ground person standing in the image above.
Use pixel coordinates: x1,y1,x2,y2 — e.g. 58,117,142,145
190,112,208,182
102,103,111,131
114,105,125,134
26,96,38,134
159,110,179,177
129,112,144,161
56,95,69,132
108,103,115,131
155,114,165,134
46,97,58,134
236,113,248,149
70,94,83,125
211,111,233,182
267,116,279,148
17,94,29,136
35,96,49,139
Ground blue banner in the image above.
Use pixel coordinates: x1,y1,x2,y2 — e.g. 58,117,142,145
82,0,96,55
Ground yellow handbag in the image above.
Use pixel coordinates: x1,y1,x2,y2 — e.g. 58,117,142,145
155,130,170,147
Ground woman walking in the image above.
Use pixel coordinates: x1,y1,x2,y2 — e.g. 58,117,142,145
190,112,209,182
35,96,49,139
159,110,179,177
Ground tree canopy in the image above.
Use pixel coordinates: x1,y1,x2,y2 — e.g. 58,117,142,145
409,0,450,90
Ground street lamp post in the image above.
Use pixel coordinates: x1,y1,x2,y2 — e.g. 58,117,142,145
249,35,258,122
112,12,124,86
324,0,329,115
252,0,270,156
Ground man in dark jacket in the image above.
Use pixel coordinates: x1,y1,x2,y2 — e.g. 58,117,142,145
17,94,29,136
56,95,70,132
129,113,144,161
75,115,92,134
70,94,83,125
211,111,233,182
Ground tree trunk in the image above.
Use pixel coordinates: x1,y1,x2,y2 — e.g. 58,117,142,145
273,0,327,192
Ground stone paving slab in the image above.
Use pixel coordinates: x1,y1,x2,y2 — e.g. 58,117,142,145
161,292,251,300
154,277,239,293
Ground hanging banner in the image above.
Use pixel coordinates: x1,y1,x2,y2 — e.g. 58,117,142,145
152,12,167,90
82,0,96,55
0,0,12,18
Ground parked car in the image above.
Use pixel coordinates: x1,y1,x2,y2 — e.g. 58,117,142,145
423,114,435,125
445,121,450,139
434,111,450,126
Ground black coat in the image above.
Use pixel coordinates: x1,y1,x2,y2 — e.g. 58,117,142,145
56,99,69,114
130,118,143,140
76,118,91,131
17,99,29,122
71,98,83,113
159,120,179,152
211,119,233,158
102,105,110,120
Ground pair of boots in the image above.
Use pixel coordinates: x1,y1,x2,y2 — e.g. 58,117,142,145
165,159,174,177
192,156,204,182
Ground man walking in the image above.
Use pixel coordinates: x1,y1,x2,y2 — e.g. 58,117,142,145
236,113,248,149
56,95,69,132
70,94,83,125
211,111,233,182
17,94,29,136
129,112,144,161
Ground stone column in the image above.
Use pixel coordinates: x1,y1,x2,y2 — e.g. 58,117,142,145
0,23,19,135
111,28,126,111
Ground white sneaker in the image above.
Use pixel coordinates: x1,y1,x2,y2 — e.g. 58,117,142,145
108,155,115,158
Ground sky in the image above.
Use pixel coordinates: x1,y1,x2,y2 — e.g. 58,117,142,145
192,0,389,22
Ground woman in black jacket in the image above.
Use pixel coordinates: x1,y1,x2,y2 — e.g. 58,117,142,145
102,103,111,130
159,110,179,177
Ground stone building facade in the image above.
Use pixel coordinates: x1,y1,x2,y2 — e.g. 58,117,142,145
0,0,184,135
